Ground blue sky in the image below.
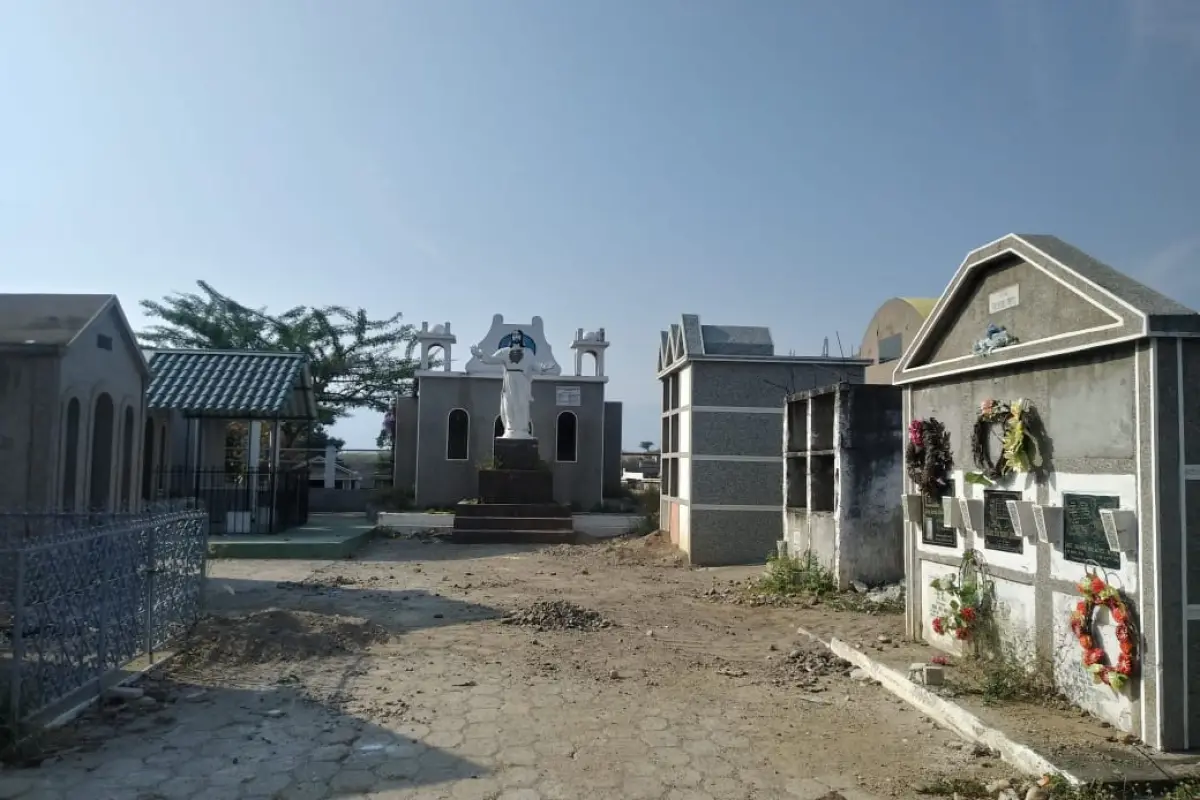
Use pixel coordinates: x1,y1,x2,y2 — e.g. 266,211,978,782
2,1,1198,450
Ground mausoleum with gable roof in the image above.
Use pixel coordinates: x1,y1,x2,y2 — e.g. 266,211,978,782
894,233,1200,752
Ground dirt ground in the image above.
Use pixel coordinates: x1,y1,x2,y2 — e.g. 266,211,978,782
190,532,1017,796
1,532,1037,800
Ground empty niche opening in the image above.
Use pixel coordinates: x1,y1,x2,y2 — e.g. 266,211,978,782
556,411,577,462
669,415,679,453
810,454,835,512
662,379,671,413
786,398,808,453
809,393,836,451
786,456,807,509
668,458,679,497
661,417,671,454
446,409,469,460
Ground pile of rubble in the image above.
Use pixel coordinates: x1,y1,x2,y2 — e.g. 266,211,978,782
500,600,613,631
767,642,853,689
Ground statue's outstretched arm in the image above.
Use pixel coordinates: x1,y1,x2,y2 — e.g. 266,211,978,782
470,345,505,365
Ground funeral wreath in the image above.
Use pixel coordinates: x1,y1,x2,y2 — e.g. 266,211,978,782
1070,573,1137,691
967,398,1042,484
905,418,954,499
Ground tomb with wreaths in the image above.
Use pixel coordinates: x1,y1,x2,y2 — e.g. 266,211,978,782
893,233,1200,752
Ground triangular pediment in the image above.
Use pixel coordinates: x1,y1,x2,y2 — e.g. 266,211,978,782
894,235,1149,384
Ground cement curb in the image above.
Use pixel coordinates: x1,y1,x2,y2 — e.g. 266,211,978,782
796,626,1083,786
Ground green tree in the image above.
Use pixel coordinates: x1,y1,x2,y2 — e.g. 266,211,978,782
140,281,417,448
639,440,655,453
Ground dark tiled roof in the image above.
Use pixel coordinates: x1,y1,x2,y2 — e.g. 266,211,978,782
0,294,114,346
147,350,317,419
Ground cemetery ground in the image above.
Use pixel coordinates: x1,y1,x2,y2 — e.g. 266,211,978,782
0,533,1181,800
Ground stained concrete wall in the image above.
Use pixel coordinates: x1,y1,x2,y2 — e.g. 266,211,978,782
392,396,418,494
0,353,60,509
413,375,606,509
785,384,903,588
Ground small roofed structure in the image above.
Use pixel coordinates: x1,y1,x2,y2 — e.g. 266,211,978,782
0,294,149,511
144,349,319,534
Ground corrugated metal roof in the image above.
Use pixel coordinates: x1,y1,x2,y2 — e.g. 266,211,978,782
147,350,317,419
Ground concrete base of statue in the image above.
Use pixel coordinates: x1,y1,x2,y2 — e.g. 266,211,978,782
452,438,573,544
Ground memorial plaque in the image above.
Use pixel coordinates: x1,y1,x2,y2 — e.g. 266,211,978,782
983,489,1023,554
1062,493,1120,570
922,481,957,548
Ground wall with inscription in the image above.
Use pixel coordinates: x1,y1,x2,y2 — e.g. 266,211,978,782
1047,473,1138,592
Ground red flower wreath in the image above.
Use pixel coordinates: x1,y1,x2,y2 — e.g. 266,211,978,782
1069,575,1137,691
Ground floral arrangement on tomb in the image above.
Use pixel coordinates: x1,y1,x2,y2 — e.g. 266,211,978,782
1070,574,1137,691
971,323,1017,356
905,418,953,500
966,398,1043,485
929,550,991,642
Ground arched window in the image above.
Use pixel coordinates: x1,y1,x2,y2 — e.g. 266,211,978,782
446,409,470,460
142,418,155,501
556,412,578,463
89,393,115,512
61,398,81,510
120,407,135,510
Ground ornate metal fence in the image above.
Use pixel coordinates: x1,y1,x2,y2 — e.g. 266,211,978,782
0,506,208,735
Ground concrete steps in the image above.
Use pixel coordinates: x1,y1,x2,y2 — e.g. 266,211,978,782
450,503,576,544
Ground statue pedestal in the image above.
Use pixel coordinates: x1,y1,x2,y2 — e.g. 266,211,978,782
452,438,574,544
493,437,541,471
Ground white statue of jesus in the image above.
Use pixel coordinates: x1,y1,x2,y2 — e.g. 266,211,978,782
470,337,555,440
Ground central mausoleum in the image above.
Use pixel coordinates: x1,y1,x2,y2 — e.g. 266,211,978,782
392,314,622,509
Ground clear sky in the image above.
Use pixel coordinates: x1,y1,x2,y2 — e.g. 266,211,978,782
2,1,1198,450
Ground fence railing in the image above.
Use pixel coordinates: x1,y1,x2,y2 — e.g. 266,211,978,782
0,506,208,735
154,467,308,534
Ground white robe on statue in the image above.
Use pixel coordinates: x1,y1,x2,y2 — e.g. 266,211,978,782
479,347,537,439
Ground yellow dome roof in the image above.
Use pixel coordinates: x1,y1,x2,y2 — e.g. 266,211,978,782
899,297,938,320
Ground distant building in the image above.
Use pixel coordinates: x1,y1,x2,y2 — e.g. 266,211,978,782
392,315,623,509
656,313,870,566
858,298,937,385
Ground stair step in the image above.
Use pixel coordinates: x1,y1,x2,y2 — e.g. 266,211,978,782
455,503,571,519
452,516,572,531
448,529,576,545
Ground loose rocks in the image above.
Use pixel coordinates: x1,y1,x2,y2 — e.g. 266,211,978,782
500,601,613,631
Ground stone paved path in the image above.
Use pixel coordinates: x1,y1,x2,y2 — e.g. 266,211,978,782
0,536,1009,799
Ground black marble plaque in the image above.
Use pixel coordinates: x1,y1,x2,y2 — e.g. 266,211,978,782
921,481,957,548
983,489,1023,554
1062,493,1120,570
